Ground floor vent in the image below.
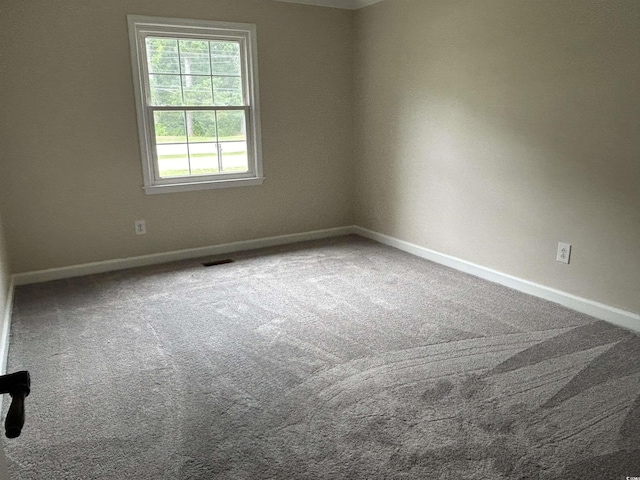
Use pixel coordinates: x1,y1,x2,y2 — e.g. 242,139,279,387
202,259,235,267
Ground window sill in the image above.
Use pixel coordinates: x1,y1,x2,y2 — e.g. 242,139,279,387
143,176,264,195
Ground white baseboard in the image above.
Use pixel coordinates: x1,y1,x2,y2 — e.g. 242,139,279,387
354,226,640,334
0,279,14,376
10,224,639,334
12,226,356,286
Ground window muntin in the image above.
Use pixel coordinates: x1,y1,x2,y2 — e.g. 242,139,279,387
128,16,263,194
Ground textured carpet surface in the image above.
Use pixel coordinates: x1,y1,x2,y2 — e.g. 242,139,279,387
3,235,640,479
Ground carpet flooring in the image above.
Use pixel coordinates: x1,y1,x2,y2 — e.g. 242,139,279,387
3,235,640,479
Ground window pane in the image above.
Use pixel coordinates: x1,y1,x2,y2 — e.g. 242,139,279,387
213,76,243,106
154,111,186,143
178,40,211,75
186,111,217,143
217,110,248,173
210,41,241,76
146,38,180,74
149,74,183,106
157,143,190,177
182,76,213,106
188,143,219,174
216,110,245,141
220,141,248,173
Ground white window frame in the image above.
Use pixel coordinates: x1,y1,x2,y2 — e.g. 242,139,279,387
128,15,264,194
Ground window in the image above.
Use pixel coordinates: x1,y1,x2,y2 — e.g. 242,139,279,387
128,15,263,194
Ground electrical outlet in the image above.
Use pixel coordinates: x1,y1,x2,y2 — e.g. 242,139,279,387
556,242,571,264
134,219,147,236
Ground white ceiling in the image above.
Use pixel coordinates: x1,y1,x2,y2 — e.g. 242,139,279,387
274,0,385,10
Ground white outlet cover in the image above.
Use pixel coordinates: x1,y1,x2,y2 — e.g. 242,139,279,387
135,220,147,235
556,242,571,264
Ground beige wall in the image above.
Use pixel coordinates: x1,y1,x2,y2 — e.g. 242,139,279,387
354,0,640,314
0,0,354,273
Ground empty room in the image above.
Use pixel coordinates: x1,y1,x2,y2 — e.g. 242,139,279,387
0,0,639,478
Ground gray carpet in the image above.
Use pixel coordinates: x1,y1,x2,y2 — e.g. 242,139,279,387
3,235,640,479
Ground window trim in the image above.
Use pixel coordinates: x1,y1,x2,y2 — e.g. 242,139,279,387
127,15,264,194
